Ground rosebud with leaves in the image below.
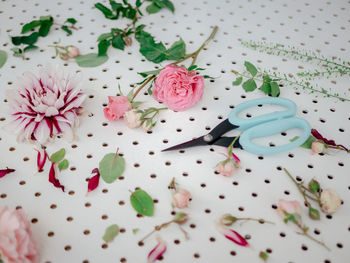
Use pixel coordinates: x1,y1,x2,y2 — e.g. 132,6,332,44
67,46,79,58
172,189,192,209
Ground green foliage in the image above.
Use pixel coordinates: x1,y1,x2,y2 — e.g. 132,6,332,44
135,28,185,63
308,179,320,193
58,159,69,171
103,224,119,242
232,76,243,86
290,135,316,149
244,61,257,77
0,50,8,68
146,0,174,14
95,0,137,20
130,189,154,216
242,79,257,92
99,153,125,183
50,148,66,163
75,53,109,67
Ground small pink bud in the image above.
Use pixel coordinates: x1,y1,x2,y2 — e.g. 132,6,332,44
216,158,237,177
172,189,192,209
67,46,80,58
311,141,325,154
277,199,302,218
124,110,142,128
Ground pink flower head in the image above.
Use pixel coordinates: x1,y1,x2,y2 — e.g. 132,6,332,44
0,206,38,263
216,157,238,177
6,65,86,144
152,64,204,111
103,96,132,121
277,199,302,217
311,141,325,154
147,236,167,263
123,110,142,128
172,189,192,209
67,46,79,58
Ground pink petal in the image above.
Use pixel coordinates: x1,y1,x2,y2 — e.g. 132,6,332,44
216,223,249,247
35,148,48,171
49,162,65,192
87,169,100,193
147,237,167,263
231,152,240,163
0,168,15,178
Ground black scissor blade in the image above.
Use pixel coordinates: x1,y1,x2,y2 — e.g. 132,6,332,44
162,136,207,152
213,136,243,149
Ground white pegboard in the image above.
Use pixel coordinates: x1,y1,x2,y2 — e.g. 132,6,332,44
0,0,350,263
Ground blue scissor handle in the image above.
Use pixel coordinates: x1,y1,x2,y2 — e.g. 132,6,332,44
228,97,296,130
239,117,311,155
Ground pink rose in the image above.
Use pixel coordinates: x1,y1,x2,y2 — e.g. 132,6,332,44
153,65,204,111
67,46,80,58
172,189,192,209
216,158,238,177
277,199,302,218
103,96,132,121
124,110,142,128
311,141,325,154
0,206,38,263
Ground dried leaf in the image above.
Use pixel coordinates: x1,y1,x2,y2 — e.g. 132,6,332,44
103,224,119,242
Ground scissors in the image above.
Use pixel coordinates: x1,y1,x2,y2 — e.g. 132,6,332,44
162,98,311,155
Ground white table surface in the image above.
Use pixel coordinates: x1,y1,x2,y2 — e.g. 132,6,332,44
0,0,349,262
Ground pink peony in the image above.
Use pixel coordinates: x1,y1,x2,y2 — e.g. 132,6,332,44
6,65,86,144
172,189,192,209
103,96,132,121
0,206,38,263
152,65,204,111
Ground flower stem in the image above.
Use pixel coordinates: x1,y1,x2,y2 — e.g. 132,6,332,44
139,221,173,242
227,133,242,156
237,217,275,225
296,230,331,251
132,75,155,101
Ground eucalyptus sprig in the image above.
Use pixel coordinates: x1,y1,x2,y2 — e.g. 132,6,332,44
241,40,350,78
11,16,77,59
232,61,349,101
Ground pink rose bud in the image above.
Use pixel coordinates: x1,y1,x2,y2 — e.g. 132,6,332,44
103,96,132,121
216,158,236,177
320,189,341,214
124,110,142,128
311,141,325,154
60,53,69,61
277,199,302,218
152,65,204,111
0,206,38,263
67,46,80,58
220,213,237,226
124,36,132,46
172,189,192,209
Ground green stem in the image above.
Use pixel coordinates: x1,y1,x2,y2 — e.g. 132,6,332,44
296,230,331,251
132,75,155,101
227,133,242,156
139,220,173,242
237,217,275,225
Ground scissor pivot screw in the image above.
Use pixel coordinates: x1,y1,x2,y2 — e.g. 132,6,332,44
203,134,213,142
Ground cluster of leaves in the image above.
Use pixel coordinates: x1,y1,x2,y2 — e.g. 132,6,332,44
11,16,76,58
50,148,69,171
242,40,350,79
232,61,280,97
238,41,350,101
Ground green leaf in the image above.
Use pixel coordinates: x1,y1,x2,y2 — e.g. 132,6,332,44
270,81,280,97
159,0,175,12
58,159,69,171
38,19,53,37
284,213,297,223
99,153,125,183
21,20,41,34
308,207,320,220
242,79,257,92
110,0,123,12
40,15,53,22
61,25,73,35
244,61,258,77
23,45,38,52
0,50,7,68
259,81,271,94
308,179,320,193
135,24,146,32
123,6,137,19
98,39,111,56
136,0,142,7
232,76,243,86
95,3,116,19
50,148,66,163
290,135,316,149
130,189,154,216
21,32,39,45
97,32,112,42
146,3,161,13
103,224,119,242
131,101,142,108
138,69,161,77
135,30,167,63
11,36,23,46
166,38,185,60
76,53,109,67
11,48,23,57
65,18,77,25
111,34,125,50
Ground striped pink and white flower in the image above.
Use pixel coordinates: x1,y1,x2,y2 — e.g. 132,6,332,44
6,65,86,144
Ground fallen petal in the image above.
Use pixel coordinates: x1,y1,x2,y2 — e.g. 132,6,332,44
49,162,65,192
147,237,167,263
36,148,48,171
0,167,15,178
216,222,249,247
87,169,100,193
